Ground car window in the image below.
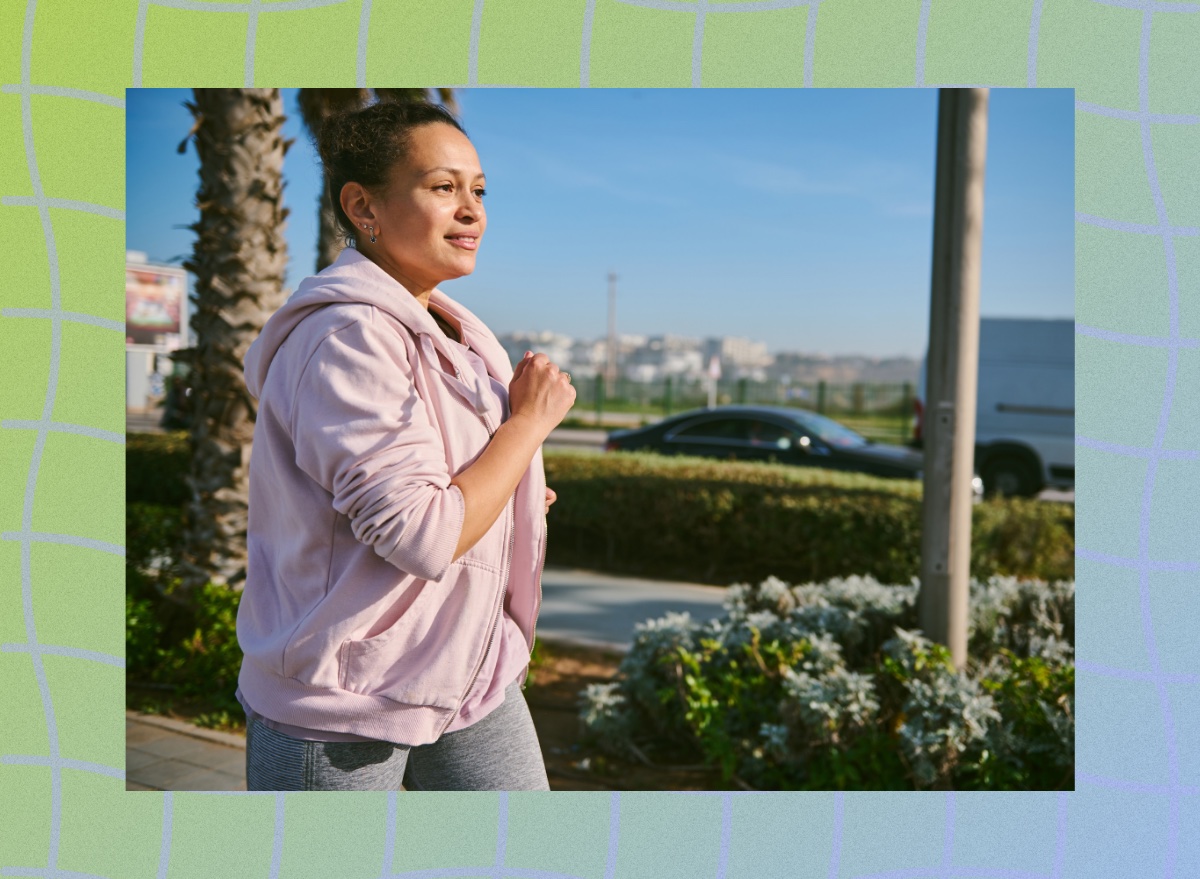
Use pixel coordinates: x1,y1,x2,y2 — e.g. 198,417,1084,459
786,410,867,448
749,420,793,446
673,418,752,441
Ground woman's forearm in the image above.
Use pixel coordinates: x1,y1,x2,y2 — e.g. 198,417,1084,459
450,412,547,559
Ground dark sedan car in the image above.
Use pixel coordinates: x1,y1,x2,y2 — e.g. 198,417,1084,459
606,405,934,484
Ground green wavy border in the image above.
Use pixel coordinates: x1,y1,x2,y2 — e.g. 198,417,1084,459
2,0,1197,876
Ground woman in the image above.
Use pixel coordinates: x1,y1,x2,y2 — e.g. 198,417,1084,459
236,100,575,791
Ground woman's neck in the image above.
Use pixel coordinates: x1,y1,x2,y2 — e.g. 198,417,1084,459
359,247,437,308
429,306,462,343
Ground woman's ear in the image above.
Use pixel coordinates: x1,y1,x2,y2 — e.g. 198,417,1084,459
340,181,375,230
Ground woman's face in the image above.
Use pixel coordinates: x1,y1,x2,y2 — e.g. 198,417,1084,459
356,122,487,295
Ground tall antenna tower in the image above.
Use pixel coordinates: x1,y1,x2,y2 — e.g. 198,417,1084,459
605,272,618,397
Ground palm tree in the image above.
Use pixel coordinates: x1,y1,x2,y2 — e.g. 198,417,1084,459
297,88,457,271
174,88,290,596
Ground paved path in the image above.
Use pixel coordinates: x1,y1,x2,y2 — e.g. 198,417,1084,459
126,566,728,792
535,567,726,651
126,712,246,791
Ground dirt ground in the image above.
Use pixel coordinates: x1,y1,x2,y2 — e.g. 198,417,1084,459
523,640,728,791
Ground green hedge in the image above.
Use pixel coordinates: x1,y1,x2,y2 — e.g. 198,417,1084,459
127,431,190,506
127,434,1073,586
544,451,1073,585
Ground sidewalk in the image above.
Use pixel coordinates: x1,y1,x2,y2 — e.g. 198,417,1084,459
126,712,246,791
126,566,729,791
534,567,727,651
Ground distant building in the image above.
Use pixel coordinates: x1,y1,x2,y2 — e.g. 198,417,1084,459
492,327,917,388
625,334,703,381
702,336,772,380
567,338,606,378
496,330,573,371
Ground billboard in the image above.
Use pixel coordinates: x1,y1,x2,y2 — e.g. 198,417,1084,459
126,262,185,347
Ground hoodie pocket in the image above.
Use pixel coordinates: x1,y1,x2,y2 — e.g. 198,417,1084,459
337,564,499,710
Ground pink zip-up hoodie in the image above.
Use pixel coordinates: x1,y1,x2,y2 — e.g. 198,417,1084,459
237,247,546,747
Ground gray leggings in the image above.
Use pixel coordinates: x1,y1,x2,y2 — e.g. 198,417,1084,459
244,681,549,791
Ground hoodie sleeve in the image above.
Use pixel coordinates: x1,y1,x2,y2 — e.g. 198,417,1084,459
289,311,465,582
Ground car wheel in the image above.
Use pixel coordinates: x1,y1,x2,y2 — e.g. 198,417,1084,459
981,454,1041,498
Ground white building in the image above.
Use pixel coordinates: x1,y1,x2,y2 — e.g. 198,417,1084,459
496,330,574,371
702,336,773,380
625,334,704,381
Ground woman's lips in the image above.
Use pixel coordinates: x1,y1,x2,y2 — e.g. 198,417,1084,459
446,235,478,251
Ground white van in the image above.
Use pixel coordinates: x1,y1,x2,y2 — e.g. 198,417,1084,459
914,317,1074,497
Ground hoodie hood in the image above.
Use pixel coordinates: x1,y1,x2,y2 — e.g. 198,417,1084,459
244,246,511,401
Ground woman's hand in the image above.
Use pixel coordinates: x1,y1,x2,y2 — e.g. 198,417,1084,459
508,351,576,437
449,355,571,562
544,486,556,514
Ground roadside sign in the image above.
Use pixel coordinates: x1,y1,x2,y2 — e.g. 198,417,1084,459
126,261,186,348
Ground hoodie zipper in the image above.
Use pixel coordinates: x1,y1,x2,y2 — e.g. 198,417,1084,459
440,495,514,738
436,353,514,738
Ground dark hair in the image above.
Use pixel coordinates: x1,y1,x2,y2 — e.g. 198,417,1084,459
317,100,467,239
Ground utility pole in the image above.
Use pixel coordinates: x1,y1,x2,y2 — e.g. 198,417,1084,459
605,272,618,399
919,88,989,669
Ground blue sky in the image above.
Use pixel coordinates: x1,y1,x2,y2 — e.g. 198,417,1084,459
126,88,1073,358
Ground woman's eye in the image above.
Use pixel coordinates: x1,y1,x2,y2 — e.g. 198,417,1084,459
435,184,453,192
474,188,487,198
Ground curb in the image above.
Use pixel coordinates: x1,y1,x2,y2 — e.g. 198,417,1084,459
127,711,246,749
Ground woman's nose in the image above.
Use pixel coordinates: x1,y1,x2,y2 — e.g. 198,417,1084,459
455,197,481,223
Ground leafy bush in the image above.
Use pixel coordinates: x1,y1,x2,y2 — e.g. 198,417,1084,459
128,436,1074,586
125,592,165,674
127,431,190,505
579,574,1074,790
127,502,183,570
126,579,245,716
126,499,243,717
545,451,1073,585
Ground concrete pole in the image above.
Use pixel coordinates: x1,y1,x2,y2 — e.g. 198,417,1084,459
919,88,989,668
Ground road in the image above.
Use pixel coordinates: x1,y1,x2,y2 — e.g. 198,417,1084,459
543,428,1074,503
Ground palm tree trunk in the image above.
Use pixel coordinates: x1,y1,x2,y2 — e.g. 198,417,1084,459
176,88,290,594
316,175,343,271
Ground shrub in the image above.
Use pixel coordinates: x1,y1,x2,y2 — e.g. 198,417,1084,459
126,496,243,717
125,592,165,674
127,437,1074,586
127,431,189,505
579,574,1074,790
968,651,1075,789
545,450,1074,585
126,579,245,716
163,582,244,706
127,502,183,572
